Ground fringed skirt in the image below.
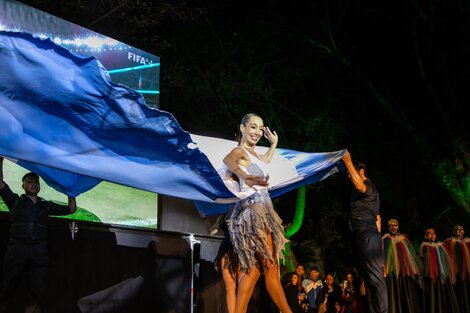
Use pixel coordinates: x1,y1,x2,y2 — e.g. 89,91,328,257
213,215,239,276
228,189,288,272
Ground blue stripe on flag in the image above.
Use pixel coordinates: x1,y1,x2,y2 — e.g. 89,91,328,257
0,31,233,201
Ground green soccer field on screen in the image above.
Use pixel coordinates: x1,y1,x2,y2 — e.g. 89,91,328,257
0,161,158,229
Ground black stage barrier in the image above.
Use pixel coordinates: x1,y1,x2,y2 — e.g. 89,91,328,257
0,214,273,313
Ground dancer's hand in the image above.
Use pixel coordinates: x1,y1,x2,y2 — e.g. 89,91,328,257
342,150,352,164
245,175,269,187
263,126,278,147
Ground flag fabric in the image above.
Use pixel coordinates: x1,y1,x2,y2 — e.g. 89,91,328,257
0,31,346,215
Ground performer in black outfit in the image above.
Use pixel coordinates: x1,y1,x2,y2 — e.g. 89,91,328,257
0,156,77,313
342,151,387,313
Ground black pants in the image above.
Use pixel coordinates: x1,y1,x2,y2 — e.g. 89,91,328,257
0,239,48,313
354,229,387,313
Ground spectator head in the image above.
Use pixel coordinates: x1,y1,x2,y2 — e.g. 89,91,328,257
295,264,305,278
309,266,320,281
325,273,335,286
387,219,399,235
424,228,437,242
21,172,40,196
452,224,464,239
346,272,355,284
290,273,300,286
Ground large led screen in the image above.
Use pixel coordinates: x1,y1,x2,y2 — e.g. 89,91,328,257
0,0,160,229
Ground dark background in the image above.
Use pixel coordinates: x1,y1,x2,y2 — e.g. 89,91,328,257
15,0,470,273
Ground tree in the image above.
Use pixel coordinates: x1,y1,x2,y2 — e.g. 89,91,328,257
273,0,470,229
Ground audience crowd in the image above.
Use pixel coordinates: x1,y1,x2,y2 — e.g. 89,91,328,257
281,222,469,313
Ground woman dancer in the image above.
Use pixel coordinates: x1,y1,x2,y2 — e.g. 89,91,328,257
223,113,291,313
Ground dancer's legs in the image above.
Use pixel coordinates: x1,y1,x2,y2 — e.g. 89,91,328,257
221,255,237,313
234,265,260,313
262,233,292,313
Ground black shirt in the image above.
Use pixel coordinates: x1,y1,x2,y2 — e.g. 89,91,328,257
283,284,306,313
0,183,71,242
350,179,380,232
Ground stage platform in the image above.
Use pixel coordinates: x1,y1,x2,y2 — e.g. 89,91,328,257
0,198,273,313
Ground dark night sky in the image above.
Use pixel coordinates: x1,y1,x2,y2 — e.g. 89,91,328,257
15,0,470,266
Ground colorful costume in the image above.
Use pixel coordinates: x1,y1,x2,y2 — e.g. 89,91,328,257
444,236,470,313
382,233,422,313
420,241,460,313
227,148,288,272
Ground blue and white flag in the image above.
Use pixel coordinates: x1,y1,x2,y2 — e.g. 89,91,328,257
0,31,346,214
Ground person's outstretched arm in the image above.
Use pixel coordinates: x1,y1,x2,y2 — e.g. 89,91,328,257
0,157,19,210
0,157,5,189
376,214,382,233
342,151,366,193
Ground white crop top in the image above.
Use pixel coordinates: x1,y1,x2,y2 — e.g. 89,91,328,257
238,147,270,193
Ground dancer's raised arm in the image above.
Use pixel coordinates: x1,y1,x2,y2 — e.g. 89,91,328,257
259,126,278,164
0,156,5,189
